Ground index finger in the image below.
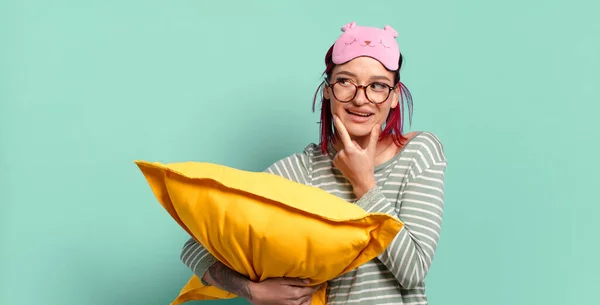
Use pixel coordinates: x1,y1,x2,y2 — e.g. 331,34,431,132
333,115,353,148
294,284,321,298
366,124,381,155
281,277,311,286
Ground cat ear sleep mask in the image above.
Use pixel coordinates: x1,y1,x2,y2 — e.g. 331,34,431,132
331,22,401,71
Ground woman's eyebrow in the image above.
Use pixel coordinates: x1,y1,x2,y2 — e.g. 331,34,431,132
369,75,393,82
334,70,356,78
334,70,392,83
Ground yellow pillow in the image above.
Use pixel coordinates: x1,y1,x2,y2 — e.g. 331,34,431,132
134,160,404,305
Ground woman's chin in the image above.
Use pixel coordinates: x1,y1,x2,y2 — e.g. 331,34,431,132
337,116,380,140
345,127,373,139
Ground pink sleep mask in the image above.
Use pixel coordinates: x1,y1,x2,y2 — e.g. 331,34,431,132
332,22,400,71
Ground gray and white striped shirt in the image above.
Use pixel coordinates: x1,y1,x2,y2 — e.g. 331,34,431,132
181,131,447,304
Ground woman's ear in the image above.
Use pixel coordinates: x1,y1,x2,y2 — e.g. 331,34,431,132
323,82,331,100
390,83,401,108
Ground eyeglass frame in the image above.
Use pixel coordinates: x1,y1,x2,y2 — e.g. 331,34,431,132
323,79,398,105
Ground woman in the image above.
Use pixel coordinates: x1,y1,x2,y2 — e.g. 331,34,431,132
180,22,447,305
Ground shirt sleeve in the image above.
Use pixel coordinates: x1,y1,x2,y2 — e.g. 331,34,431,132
180,150,312,285
180,236,218,285
354,132,448,289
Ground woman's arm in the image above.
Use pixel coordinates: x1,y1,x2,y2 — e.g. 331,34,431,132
180,237,253,291
202,259,254,299
354,133,447,289
182,240,320,304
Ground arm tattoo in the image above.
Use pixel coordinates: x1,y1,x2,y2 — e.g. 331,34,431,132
207,261,253,300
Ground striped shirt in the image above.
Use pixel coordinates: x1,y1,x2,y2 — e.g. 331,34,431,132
181,131,447,305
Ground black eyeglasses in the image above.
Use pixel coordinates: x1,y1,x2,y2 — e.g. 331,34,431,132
324,79,397,104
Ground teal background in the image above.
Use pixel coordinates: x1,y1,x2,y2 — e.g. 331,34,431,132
1,0,598,304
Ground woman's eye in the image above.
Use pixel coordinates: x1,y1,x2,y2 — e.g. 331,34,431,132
371,83,388,90
336,78,352,86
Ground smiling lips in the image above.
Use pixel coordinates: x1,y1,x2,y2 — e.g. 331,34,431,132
346,109,374,117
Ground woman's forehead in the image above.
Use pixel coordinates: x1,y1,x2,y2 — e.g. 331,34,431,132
332,57,394,80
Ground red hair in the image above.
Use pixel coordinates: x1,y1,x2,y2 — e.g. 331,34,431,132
312,44,414,155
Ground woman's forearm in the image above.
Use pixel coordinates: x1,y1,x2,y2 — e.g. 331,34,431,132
203,260,254,300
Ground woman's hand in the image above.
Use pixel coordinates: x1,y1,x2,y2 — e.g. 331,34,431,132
203,262,319,305
247,277,322,305
332,115,378,198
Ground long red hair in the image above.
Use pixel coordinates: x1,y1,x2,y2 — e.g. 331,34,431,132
312,44,414,155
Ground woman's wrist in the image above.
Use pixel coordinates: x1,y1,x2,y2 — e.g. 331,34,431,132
352,178,377,199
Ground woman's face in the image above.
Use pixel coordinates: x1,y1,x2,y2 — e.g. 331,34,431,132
325,56,400,143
